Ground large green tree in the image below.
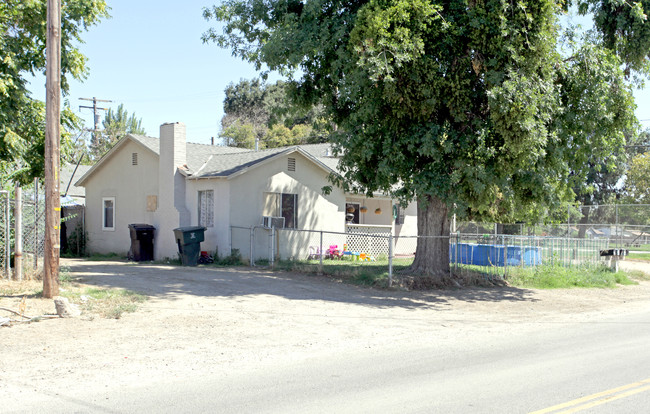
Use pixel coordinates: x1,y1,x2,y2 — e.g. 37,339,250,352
90,103,145,159
204,0,645,281
0,0,109,184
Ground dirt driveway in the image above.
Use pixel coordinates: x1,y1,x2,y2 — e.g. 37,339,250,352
2,259,650,404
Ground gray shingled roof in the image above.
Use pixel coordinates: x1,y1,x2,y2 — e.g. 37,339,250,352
129,134,159,154
127,135,341,178
299,143,341,172
195,147,292,178
60,164,92,197
128,134,255,172
189,143,344,178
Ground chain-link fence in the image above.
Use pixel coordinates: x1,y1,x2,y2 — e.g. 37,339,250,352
1,185,45,279
229,225,611,285
457,204,650,249
22,189,45,269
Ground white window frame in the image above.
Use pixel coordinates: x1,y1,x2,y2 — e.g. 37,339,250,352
198,190,214,228
102,197,116,231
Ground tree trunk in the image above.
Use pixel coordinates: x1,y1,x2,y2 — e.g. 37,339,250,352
406,195,450,281
578,207,589,239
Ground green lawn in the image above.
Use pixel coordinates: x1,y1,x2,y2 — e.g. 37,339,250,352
628,252,650,261
505,264,635,289
274,257,640,289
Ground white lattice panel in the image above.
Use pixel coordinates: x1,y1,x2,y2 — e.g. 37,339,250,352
344,226,390,258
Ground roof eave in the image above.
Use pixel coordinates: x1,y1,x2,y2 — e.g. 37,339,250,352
221,147,337,180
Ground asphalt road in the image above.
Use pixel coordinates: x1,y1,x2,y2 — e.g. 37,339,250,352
8,306,650,413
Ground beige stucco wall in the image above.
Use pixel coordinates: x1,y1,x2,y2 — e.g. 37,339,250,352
184,178,231,259
394,201,418,256
227,151,346,260
229,152,345,228
83,140,159,255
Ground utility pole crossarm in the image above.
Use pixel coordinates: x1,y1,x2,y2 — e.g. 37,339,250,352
79,97,112,146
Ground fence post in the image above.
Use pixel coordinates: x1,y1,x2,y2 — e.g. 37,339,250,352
614,204,623,249
270,226,274,267
249,226,254,267
503,235,508,279
455,232,460,274
388,233,393,287
14,185,22,281
318,230,323,275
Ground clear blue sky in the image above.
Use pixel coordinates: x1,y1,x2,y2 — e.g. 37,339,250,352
29,0,275,146
28,0,650,146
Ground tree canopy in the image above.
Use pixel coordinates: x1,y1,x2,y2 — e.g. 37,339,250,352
204,0,647,279
625,152,650,203
89,104,146,159
0,0,109,184
220,78,328,148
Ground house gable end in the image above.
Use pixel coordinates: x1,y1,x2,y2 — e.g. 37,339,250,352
75,135,159,187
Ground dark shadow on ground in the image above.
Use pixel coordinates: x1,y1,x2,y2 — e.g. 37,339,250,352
62,259,539,311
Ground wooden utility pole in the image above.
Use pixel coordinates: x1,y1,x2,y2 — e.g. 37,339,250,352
43,0,61,298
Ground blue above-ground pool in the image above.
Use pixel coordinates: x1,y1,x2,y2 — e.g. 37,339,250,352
449,243,542,267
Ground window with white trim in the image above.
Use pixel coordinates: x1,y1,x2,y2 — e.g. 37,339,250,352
198,190,214,227
102,197,115,231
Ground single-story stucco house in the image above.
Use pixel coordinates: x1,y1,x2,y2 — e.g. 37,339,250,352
75,122,417,261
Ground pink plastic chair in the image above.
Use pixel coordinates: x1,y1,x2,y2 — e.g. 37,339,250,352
328,245,342,259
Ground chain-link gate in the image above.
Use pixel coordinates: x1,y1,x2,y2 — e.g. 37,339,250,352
22,190,45,270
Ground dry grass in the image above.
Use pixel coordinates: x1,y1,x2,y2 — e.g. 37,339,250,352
0,274,146,321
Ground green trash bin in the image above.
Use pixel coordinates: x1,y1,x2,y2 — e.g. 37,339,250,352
173,226,207,266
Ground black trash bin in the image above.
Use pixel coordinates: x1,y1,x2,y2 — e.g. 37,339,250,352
128,224,156,261
173,226,207,266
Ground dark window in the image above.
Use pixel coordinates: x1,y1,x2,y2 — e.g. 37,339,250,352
132,152,138,166
281,193,297,228
102,197,115,230
345,203,360,224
